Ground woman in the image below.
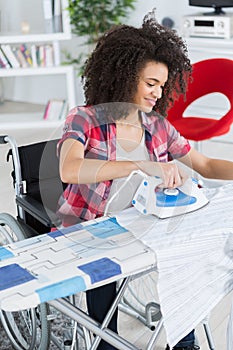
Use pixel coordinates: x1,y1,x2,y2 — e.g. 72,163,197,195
57,10,233,350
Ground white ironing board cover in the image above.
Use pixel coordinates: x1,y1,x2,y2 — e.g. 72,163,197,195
0,216,156,312
227,300,233,350
116,183,233,347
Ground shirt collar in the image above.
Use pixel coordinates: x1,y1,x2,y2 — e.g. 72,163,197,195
140,111,160,134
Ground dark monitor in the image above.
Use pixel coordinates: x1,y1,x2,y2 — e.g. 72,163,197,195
189,0,233,15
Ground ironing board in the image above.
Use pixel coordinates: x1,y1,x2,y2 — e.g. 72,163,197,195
0,184,233,349
0,216,157,350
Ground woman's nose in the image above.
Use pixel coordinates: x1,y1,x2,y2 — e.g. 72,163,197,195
152,86,162,99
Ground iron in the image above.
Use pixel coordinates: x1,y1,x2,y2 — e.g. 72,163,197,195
132,173,209,219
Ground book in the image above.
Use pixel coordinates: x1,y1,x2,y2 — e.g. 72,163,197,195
53,0,63,33
1,45,20,68
36,46,41,67
45,44,54,67
39,45,46,67
0,56,5,68
15,48,29,68
20,44,33,66
30,44,38,68
42,0,54,33
43,99,66,120
52,41,60,66
59,100,68,120
0,48,11,69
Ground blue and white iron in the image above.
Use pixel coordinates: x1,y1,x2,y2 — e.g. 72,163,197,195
131,171,209,218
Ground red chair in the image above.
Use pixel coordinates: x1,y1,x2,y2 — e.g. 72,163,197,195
167,58,233,146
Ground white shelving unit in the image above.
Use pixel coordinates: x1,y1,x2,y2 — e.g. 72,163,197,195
0,0,76,131
184,36,233,61
0,66,76,111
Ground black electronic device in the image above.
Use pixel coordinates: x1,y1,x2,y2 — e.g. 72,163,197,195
189,0,233,15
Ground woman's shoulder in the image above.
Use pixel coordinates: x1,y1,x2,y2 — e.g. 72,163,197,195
66,105,94,119
66,105,110,127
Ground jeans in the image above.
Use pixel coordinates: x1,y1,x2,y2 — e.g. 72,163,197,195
86,282,118,350
174,329,195,348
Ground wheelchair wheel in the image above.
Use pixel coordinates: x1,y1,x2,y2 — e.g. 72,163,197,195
120,270,162,330
0,212,26,243
0,212,51,350
0,304,51,350
49,293,92,350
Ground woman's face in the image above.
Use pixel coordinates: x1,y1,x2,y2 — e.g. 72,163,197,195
133,61,168,113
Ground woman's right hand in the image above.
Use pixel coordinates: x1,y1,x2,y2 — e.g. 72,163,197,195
137,160,189,189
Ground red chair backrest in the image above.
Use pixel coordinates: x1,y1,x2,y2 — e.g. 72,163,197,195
168,58,233,123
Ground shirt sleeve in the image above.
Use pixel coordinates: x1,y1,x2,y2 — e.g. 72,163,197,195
164,118,191,158
57,106,92,155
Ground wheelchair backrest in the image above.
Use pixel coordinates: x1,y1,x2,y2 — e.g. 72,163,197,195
8,139,67,234
18,139,66,212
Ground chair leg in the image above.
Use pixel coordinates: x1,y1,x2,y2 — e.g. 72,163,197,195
202,319,215,350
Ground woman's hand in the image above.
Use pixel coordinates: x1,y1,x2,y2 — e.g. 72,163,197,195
138,160,189,188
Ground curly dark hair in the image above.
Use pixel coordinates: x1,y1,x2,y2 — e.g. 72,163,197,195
82,9,192,118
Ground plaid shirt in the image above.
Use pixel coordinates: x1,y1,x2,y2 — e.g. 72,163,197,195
57,105,191,225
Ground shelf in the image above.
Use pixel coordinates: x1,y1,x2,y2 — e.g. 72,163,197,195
0,66,76,109
0,32,71,44
184,37,233,48
184,37,233,56
0,65,74,77
0,100,45,114
0,100,65,130
1,119,64,131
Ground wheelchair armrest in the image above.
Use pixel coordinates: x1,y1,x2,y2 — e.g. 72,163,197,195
16,195,62,228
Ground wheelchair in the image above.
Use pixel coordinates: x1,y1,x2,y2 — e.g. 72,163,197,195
0,135,90,350
0,134,215,350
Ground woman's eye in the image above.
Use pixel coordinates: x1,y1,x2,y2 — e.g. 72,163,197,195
147,82,154,87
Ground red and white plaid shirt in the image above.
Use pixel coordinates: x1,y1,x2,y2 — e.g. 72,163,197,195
57,105,191,225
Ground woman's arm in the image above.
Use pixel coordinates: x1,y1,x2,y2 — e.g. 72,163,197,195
179,148,233,180
59,138,188,187
59,138,137,184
